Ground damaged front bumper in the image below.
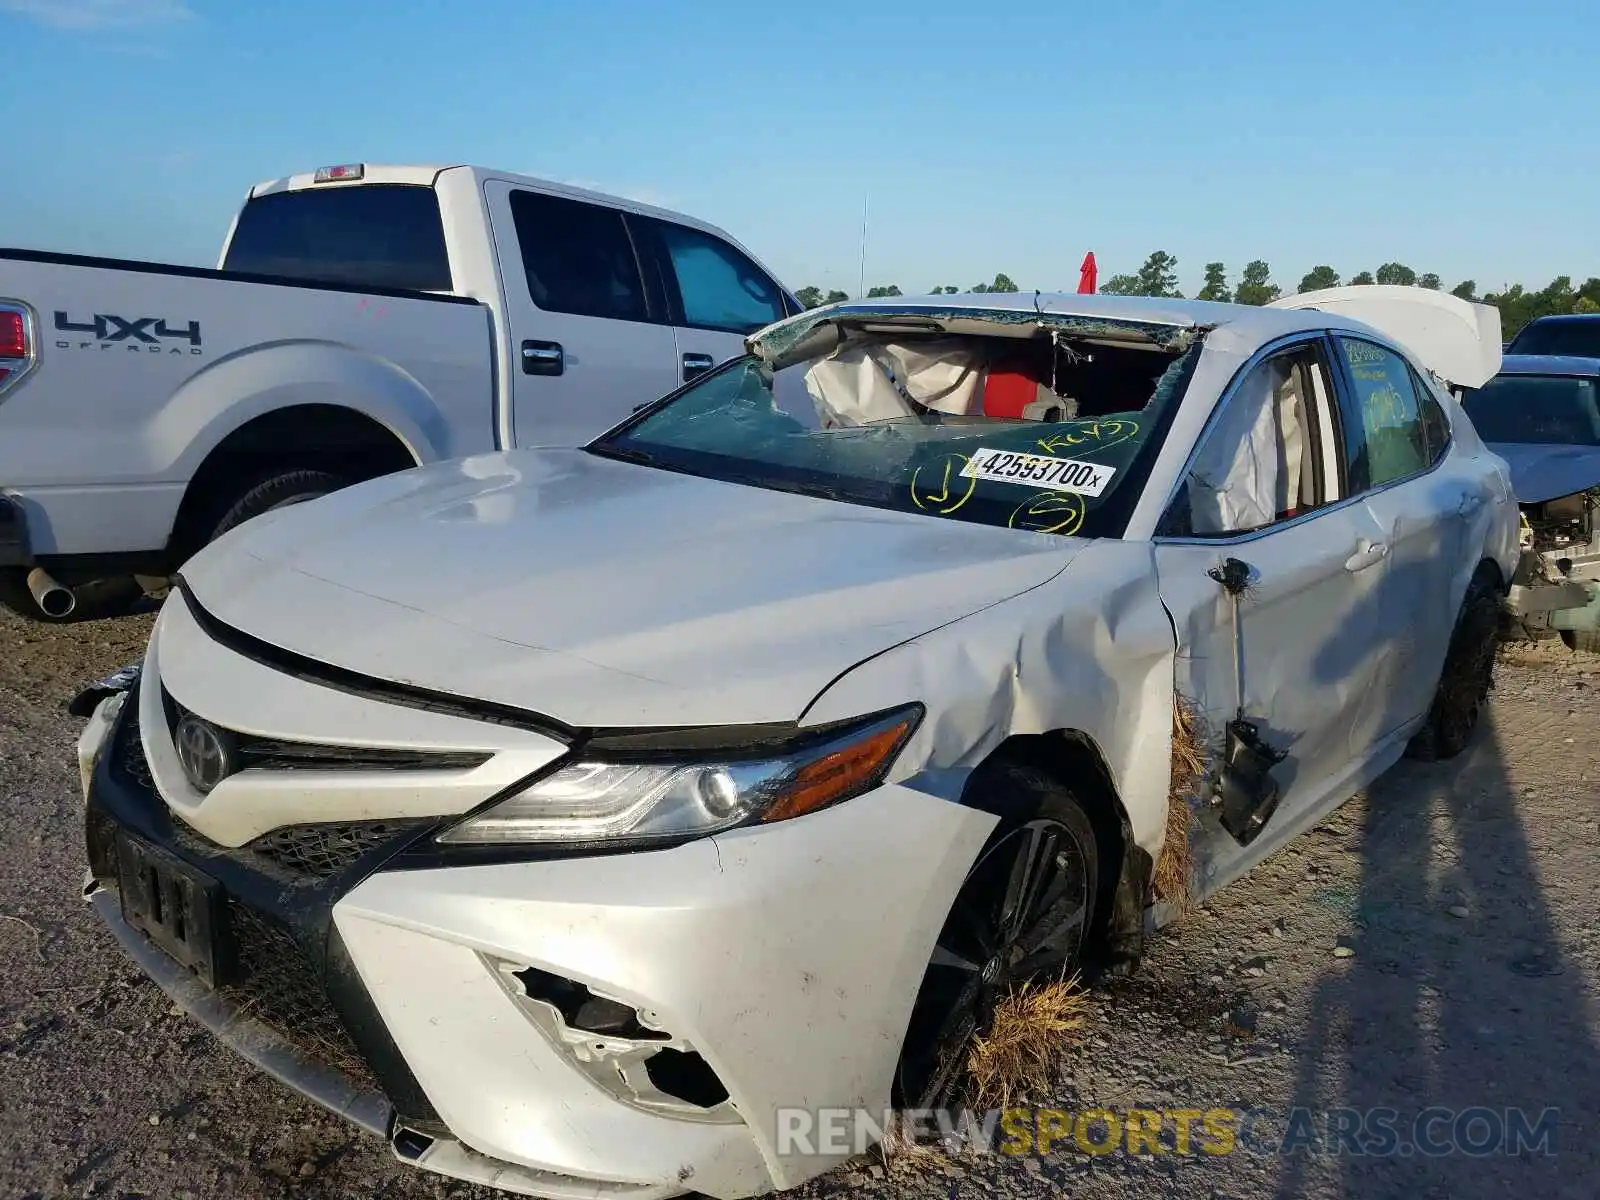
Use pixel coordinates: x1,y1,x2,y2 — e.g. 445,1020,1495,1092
77,684,992,1199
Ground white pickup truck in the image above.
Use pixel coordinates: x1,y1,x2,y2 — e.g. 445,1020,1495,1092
0,163,799,621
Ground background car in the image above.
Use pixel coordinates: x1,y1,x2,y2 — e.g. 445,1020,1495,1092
1505,313,1600,358
1459,354,1600,650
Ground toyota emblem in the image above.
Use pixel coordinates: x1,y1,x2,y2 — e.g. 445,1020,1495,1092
174,714,236,794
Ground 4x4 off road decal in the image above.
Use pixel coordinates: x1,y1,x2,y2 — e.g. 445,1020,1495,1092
54,311,203,355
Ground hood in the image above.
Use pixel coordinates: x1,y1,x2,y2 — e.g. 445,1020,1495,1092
180,449,1084,728
1489,442,1600,505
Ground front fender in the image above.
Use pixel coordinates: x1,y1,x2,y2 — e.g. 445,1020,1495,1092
803,537,1179,857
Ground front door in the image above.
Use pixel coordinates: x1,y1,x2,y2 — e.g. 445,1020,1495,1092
485,181,679,448
631,215,791,389
1153,335,1395,896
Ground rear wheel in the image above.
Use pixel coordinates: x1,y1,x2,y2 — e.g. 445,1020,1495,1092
892,762,1098,1110
1406,571,1502,761
201,467,347,546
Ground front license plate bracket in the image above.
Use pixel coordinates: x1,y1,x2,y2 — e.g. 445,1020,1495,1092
115,834,233,988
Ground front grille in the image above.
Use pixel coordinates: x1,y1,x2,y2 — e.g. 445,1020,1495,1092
112,691,438,881
222,905,381,1093
248,820,428,880
161,686,491,773
95,689,438,1122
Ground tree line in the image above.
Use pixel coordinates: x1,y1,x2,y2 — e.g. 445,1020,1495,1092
793,273,1021,309
792,256,1600,338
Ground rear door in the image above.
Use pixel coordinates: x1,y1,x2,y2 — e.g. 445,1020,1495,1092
485,182,679,448
1329,333,1478,735
631,216,792,388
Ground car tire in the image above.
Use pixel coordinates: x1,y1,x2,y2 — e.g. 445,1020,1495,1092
1405,570,1502,761
0,571,145,624
204,468,347,545
892,759,1100,1111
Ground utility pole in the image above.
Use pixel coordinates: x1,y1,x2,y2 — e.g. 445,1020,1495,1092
857,187,869,299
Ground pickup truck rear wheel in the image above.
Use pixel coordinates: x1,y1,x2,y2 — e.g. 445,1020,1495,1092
204,468,348,544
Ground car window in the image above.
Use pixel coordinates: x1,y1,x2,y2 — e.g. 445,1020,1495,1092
1334,336,1431,490
223,185,452,292
508,190,648,322
1165,341,1338,538
652,221,786,333
1459,374,1600,445
1506,318,1600,357
1412,368,1452,464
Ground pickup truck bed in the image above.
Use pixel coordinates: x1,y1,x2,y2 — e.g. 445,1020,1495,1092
0,246,494,572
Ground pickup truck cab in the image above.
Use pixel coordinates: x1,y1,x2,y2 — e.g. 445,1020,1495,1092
0,163,799,620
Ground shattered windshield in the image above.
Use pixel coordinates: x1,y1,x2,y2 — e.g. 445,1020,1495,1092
590,327,1201,538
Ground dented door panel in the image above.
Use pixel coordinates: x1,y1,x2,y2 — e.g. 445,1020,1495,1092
1153,503,1392,894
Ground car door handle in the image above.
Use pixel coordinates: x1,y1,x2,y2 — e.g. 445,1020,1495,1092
682,352,715,382
1457,491,1485,516
1344,539,1389,572
521,340,564,376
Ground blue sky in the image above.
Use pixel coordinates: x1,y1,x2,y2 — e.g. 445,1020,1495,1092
2,0,1593,298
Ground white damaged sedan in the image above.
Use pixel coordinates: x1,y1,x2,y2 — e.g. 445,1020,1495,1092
77,289,1518,1198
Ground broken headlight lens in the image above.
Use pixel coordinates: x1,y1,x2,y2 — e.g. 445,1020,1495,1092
436,705,922,847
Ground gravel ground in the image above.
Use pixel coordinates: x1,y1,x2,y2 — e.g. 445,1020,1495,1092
1,608,1596,1200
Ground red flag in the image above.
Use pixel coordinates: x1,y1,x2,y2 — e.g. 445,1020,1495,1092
1078,252,1098,294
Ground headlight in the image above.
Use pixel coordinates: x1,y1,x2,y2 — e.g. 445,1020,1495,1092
436,705,922,848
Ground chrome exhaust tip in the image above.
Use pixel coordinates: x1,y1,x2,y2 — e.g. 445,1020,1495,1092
26,566,75,618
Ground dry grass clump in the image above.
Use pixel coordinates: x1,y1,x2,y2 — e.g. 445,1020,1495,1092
965,976,1089,1111
1154,695,1206,910
878,1112,947,1166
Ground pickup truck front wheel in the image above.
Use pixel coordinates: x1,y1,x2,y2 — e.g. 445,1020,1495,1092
204,468,348,544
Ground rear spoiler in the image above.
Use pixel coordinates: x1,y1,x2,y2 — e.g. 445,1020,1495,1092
1270,285,1502,389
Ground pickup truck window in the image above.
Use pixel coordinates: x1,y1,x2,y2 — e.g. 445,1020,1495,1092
651,220,786,334
508,190,649,323
223,184,452,292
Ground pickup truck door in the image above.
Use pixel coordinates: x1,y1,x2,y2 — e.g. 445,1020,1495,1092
485,181,679,448
629,215,792,388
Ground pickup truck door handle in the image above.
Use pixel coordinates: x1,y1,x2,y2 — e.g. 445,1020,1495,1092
521,340,564,377
682,352,715,382
1344,539,1390,573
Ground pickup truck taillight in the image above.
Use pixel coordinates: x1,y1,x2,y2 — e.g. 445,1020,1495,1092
0,303,36,397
